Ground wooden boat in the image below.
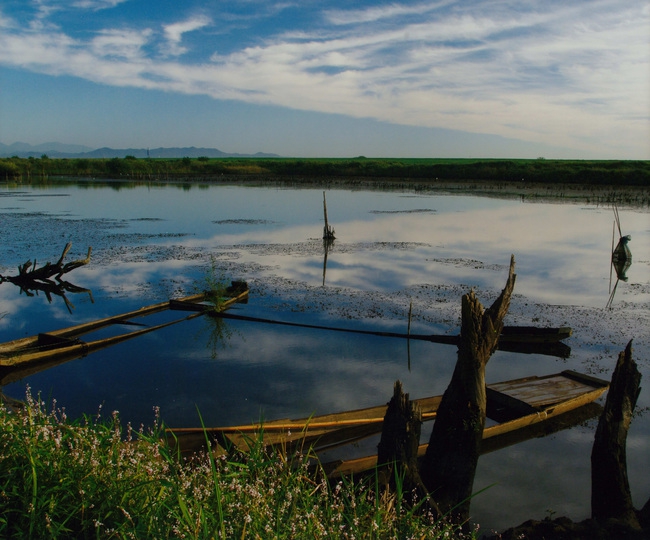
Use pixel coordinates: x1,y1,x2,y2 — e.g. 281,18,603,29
0,283,249,368
213,310,572,358
166,369,609,476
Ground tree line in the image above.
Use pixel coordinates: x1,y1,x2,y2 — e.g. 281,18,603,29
1,155,648,185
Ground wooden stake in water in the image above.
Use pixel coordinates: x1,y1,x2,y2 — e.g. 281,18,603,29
407,300,413,337
323,191,335,239
407,299,413,371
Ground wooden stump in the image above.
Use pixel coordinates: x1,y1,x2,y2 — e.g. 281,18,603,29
420,255,516,521
377,381,423,493
591,340,642,530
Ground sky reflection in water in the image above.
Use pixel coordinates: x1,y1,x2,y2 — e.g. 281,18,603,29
0,182,648,531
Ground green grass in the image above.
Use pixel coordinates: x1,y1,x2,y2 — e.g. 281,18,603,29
2,155,649,186
0,388,479,539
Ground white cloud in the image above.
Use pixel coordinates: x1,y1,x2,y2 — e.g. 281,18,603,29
0,0,648,157
32,0,127,18
324,1,453,25
72,0,128,10
161,16,212,57
92,28,152,59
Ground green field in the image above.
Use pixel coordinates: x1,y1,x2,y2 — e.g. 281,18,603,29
1,155,649,186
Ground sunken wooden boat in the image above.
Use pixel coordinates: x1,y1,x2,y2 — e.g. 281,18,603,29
212,309,572,357
0,283,249,369
166,369,609,476
214,311,572,345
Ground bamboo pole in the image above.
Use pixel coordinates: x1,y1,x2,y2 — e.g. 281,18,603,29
168,412,439,434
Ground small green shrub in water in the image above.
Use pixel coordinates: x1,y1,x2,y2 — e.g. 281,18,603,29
193,259,237,357
196,256,230,313
0,388,479,539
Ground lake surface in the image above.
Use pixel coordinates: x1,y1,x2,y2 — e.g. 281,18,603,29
1,180,648,533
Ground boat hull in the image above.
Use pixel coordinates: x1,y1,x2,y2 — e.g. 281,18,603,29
166,369,609,477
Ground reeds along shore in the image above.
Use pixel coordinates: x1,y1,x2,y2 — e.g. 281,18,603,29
1,156,649,187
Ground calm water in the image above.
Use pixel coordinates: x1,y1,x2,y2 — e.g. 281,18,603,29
1,180,648,532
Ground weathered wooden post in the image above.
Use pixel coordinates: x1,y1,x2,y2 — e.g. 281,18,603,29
420,255,516,521
377,381,424,494
322,191,335,240
591,340,642,530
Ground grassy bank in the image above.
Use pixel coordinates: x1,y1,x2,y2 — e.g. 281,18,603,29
1,155,648,186
0,389,477,539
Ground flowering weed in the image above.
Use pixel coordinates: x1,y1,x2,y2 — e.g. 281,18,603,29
0,389,478,539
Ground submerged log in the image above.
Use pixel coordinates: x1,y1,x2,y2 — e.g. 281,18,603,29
420,255,517,521
591,340,642,529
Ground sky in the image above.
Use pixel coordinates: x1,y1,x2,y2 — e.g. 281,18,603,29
0,0,648,159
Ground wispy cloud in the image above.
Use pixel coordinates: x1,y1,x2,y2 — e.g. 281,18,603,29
324,1,452,25
92,28,152,59
161,15,212,57
0,0,648,157
71,0,128,10
33,0,127,18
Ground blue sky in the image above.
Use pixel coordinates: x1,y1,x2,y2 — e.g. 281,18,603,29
0,0,648,158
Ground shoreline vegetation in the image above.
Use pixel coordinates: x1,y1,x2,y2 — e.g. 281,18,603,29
0,389,475,539
1,156,649,187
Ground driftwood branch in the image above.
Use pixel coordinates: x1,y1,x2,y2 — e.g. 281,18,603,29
591,340,642,529
0,244,93,313
420,255,516,521
2,243,92,284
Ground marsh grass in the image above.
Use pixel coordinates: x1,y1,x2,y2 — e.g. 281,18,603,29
0,388,478,539
196,256,230,313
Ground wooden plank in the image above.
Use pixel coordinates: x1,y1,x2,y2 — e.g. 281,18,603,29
488,376,586,408
482,385,608,439
562,369,611,388
487,371,607,409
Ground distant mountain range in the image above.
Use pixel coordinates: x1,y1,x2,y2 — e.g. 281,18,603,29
0,142,279,159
